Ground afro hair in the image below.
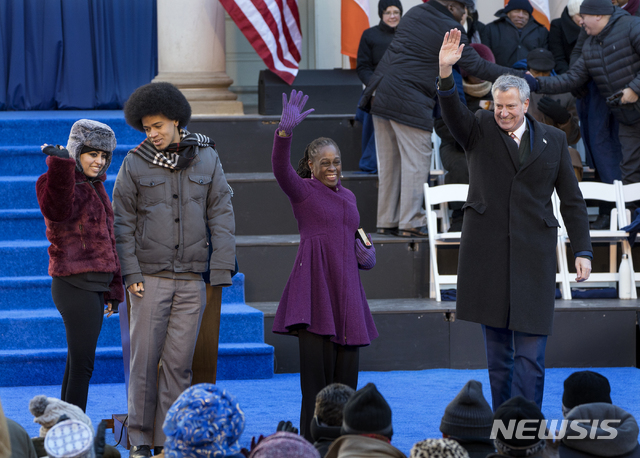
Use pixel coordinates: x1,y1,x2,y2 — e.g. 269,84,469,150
124,82,192,132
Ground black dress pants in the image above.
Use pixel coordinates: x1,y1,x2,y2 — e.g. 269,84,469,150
297,329,359,442
51,277,104,412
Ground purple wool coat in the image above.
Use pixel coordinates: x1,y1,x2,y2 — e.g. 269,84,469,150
271,132,378,346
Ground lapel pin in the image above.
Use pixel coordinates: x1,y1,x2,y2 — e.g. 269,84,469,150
543,139,547,144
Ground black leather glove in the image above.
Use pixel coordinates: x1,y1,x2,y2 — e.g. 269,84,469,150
537,96,571,124
42,144,70,159
571,84,589,99
277,420,299,435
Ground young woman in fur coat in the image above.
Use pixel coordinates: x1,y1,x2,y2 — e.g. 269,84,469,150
36,119,124,412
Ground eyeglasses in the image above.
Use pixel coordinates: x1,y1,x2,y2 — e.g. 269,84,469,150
383,10,401,16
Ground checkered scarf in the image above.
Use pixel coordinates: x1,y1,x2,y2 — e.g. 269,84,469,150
133,129,215,170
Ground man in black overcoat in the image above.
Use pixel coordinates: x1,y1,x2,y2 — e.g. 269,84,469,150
436,29,593,411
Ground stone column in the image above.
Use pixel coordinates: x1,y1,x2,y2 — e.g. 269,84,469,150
153,0,243,115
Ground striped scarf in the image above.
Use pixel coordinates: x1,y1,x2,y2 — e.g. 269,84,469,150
133,129,215,170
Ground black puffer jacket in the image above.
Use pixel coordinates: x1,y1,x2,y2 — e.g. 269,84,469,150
549,7,581,74
360,0,523,132
481,10,549,67
537,8,640,125
356,21,396,86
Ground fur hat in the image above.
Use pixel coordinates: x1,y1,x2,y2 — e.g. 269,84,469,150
29,395,94,438
527,48,556,72
378,0,403,19
504,0,533,15
249,431,320,458
163,383,245,458
44,420,94,458
567,0,583,17
493,396,546,456
440,380,494,439
66,119,116,177
411,438,470,458
580,0,614,15
341,383,393,439
562,371,612,411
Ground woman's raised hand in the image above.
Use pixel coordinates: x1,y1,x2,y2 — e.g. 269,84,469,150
41,143,69,159
278,89,315,136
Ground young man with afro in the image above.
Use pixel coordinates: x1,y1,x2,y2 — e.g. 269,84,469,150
113,82,236,458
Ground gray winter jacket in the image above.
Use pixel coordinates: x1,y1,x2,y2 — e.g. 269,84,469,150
113,146,235,287
537,8,640,125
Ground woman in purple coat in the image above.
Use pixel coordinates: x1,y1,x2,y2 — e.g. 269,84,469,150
271,90,379,441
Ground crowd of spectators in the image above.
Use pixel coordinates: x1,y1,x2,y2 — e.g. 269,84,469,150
357,0,640,233
1,371,637,458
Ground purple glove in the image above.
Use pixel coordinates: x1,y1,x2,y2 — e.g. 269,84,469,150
278,89,315,135
355,235,376,270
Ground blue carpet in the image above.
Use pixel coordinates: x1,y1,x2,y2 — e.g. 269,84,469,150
1,367,639,456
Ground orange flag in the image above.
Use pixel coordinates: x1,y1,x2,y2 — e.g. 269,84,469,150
341,0,370,68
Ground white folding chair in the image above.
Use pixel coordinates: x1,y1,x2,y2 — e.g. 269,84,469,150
556,182,634,296
552,192,572,300
616,181,640,292
424,183,468,301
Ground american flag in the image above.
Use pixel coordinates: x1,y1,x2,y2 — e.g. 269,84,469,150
220,0,302,85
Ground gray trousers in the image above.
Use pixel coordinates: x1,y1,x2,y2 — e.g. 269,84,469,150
373,115,432,230
618,121,640,185
127,275,206,446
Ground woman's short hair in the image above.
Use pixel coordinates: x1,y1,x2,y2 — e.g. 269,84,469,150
124,82,192,132
491,74,530,103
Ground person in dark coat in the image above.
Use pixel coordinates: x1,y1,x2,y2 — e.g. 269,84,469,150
526,48,583,180
481,0,549,68
613,0,640,16
360,0,529,238
311,384,355,457
355,0,403,174
534,0,640,191
272,91,378,441
549,0,583,74
437,29,592,411
36,119,124,413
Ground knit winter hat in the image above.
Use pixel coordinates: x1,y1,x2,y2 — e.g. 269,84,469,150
29,395,94,438
44,420,94,458
248,432,320,458
378,0,403,19
493,396,546,456
342,383,393,438
410,438,470,458
66,119,116,177
562,371,612,411
440,380,494,439
163,383,245,458
527,48,556,72
580,0,614,15
504,0,534,15
567,0,583,17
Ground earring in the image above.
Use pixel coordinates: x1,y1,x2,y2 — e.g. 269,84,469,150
311,174,314,180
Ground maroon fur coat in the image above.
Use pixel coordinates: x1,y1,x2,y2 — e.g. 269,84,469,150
36,156,124,303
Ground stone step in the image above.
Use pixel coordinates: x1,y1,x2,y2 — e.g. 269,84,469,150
0,342,274,387
0,172,377,236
